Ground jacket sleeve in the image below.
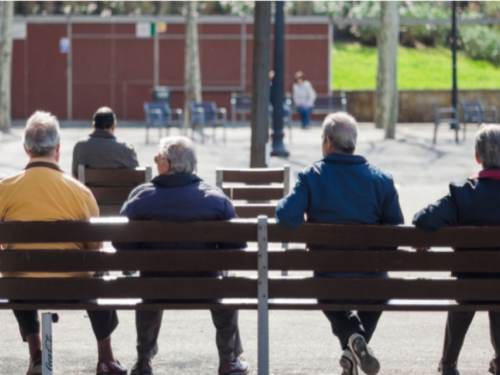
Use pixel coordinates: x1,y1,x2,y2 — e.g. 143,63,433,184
127,145,140,168
306,81,317,107
112,189,142,251
72,144,80,178
218,196,247,250
381,180,404,225
413,184,458,232
275,172,310,227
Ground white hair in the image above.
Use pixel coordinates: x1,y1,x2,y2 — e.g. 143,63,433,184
159,136,197,174
475,124,500,169
23,111,61,157
322,112,358,154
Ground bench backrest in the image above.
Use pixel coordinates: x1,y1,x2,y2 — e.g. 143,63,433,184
144,103,172,123
216,167,291,218
2,220,500,308
230,93,252,111
78,166,153,216
191,102,217,122
313,93,347,112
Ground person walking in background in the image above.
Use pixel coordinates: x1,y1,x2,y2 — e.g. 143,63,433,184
292,71,316,129
72,106,139,178
414,124,500,375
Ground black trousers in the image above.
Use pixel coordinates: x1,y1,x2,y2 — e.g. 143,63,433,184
323,306,383,350
441,310,500,367
13,309,119,342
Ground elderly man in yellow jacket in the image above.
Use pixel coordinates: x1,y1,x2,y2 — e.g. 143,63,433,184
0,111,127,375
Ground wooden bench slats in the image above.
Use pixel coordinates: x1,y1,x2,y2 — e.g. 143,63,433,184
268,223,500,247
89,187,134,202
223,187,284,201
219,169,285,184
0,250,256,272
1,301,257,311
5,250,500,273
269,250,500,272
0,221,257,243
269,278,500,300
84,169,150,184
3,221,500,247
234,204,277,218
269,303,500,312
0,277,256,300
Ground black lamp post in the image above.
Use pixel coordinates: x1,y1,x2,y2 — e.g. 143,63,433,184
270,1,289,157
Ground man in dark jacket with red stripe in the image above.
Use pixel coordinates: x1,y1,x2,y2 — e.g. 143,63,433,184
414,124,500,375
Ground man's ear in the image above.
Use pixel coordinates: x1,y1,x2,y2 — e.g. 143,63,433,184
92,122,96,130
475,151,482,165
110,123,116,133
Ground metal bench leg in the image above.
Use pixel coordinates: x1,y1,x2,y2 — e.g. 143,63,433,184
257,216,269,375
42,312,59,375
463,122,467,141
433,123,438,144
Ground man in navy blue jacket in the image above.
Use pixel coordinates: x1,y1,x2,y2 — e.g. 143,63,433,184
414,124,500,375
276,112,404,375
113,136,249,375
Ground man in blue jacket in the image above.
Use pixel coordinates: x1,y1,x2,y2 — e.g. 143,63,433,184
113,136,248,375
275,112,404,375
413,124,500,375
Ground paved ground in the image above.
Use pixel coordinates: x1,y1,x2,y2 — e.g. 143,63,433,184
0,122,493,374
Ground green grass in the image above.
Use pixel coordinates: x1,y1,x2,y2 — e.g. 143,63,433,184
332,43,500,90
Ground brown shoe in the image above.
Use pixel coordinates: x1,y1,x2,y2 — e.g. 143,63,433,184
26,350,42,375
219,358,249,375
96,359,128,375
130,358,153,375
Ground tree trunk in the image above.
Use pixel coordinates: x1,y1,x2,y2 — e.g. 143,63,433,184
183,1,202,130
0,1,14,131
250,1,271,168
374,1,399,139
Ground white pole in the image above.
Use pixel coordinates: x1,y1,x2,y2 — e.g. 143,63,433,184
41,313,55,375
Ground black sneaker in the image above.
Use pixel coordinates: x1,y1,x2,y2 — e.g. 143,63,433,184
438,362,460,375
340,349,358,375
347,333,380,375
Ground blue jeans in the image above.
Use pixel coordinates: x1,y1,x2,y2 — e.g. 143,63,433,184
297,106,312,127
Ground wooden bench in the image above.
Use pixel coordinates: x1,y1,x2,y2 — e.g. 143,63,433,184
143,102,183,144
78,166,153,216
2,219,500,375
190,102,227,143
433,105,460,144
215,167,290,218
312,93,347,115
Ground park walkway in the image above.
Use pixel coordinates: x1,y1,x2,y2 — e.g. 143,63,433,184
0,123,491,374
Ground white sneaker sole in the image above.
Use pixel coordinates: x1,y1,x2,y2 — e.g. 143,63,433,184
348,335,380,375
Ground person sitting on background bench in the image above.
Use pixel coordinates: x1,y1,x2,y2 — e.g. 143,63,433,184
275,112,404,375
72,106,139,178
0,111,127,375
414,124,500,375
113,136,249,375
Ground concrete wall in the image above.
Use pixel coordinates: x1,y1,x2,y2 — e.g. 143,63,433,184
345,90,500,123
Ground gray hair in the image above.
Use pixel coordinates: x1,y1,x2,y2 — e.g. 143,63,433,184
159,136,197,174
23,111,61,157
322,112,358,154
475,124,500,169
